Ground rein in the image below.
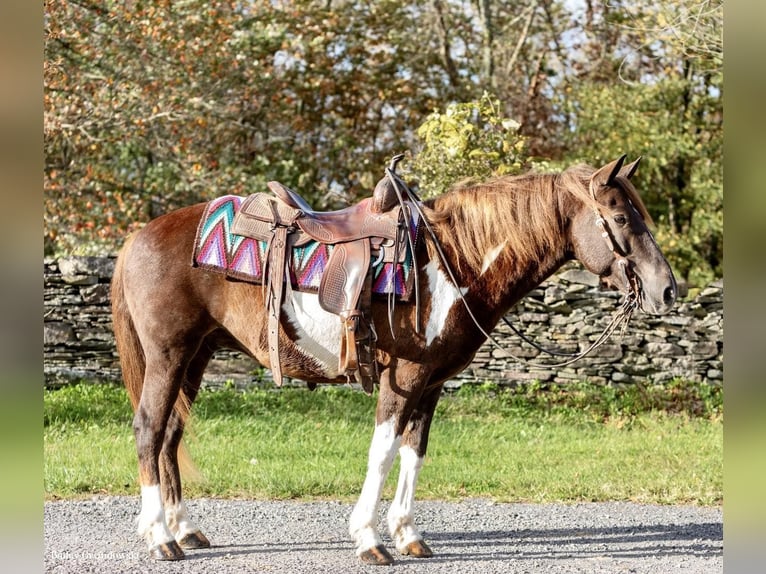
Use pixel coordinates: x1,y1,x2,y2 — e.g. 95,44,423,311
385,162,640,369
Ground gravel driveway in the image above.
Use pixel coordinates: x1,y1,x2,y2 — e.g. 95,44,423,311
44,497,721,573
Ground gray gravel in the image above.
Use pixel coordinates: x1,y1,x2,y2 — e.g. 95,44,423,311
44,497,721,573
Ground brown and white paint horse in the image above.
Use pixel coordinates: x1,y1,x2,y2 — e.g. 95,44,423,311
111,156,676,564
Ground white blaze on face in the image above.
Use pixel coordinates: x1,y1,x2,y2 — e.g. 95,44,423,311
283,291,342,377
424,260,468,347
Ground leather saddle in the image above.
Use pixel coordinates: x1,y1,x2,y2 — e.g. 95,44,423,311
230,171,412,393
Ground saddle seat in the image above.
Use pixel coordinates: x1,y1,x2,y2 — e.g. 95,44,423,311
270,177,400,214
230,177,413,394
266,181,401,244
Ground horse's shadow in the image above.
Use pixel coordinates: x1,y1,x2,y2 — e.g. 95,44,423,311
179,521,722,563
423,522,722,563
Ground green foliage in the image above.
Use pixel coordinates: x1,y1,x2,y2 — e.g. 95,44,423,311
558,78,722,286
452,379,722,422
551,0,723,287
44,0,441,255
410,93,529,197
44,0,723,282
44,382,133,426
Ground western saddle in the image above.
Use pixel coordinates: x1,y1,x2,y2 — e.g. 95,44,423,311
230,157,418,393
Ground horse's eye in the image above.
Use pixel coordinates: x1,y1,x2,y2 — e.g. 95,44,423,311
613,214,627,226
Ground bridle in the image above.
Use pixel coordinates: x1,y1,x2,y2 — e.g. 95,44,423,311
383,159,640,369
590,179,643,310
498,183,642,367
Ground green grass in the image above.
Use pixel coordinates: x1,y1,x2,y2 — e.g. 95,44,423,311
44,381,722,505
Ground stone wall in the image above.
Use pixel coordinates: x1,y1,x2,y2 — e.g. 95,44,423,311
43,256,723,389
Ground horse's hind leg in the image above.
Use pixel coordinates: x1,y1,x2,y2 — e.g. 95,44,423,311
160,345,214,550
133,345,195,561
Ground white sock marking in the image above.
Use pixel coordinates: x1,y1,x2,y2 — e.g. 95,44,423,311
164,499,200,540
137,485,174,546
424,260,468,346
388,445,425,550
349,417,401,553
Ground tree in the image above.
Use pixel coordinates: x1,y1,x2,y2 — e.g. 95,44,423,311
45,0,447,254
45,0,723,287
554,0,723,286
410,93,528,198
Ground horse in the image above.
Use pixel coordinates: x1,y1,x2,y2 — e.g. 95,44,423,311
110,155,677,564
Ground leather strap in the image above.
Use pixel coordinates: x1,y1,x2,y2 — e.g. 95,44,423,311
266,225,290,386
339,310,360,376
354,268,377,394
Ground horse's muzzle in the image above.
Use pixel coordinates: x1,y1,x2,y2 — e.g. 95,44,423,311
636,267,677,315
600,262,677,316
640,280,677,315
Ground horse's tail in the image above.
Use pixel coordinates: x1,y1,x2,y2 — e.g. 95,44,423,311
111,233,200,479
111,233,145,413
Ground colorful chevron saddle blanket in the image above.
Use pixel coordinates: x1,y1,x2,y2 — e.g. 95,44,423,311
192,195,420,300
192,164,421,394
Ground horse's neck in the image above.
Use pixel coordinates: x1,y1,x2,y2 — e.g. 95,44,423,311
472,235,569,313
431,188,571,321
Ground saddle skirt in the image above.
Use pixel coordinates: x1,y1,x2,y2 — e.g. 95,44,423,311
192,194,420,299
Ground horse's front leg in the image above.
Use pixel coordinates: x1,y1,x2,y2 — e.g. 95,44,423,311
387,383,442,558
349,361,432,565
348,412,401,565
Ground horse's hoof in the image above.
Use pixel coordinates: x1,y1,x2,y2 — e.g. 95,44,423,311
178,530,211,549
400,539,433,558
359,544,395,565
149,540,185,560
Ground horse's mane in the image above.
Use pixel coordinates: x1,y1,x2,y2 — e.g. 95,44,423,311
423,164,653,275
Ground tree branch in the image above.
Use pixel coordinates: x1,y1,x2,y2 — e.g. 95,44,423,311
429,0,460,89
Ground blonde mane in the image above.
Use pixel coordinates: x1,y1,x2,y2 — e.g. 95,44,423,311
423,164,652,275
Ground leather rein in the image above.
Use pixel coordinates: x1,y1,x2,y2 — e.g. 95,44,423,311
384,162,640,369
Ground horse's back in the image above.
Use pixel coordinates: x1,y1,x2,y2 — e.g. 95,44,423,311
124,203,204,264
118,202,275,365
118,203,225,339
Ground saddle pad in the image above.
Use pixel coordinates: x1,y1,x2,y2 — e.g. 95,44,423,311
192,195,420,299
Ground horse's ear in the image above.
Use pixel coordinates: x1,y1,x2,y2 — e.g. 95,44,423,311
590,155,627,190
620,156,641,180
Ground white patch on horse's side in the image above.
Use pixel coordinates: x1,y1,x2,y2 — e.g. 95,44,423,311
387,445,425,551
164,499,200,541
283,291,342,377
424,260,468,347
349,417,401,554
137,484,175,546
481,241,507,275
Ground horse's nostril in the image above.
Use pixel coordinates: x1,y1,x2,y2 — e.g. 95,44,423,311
663,285,676,305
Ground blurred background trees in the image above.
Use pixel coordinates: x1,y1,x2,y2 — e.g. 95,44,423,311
45,0,722,287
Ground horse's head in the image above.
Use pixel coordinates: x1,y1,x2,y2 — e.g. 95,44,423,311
571,156,677,315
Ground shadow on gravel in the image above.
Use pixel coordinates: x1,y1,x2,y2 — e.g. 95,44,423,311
424,522,723,562
178,540,352,561
160,522,722,564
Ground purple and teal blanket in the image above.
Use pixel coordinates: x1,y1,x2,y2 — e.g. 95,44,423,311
192,195,419,299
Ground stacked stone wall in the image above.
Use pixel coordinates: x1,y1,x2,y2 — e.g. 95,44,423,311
44,257,722,388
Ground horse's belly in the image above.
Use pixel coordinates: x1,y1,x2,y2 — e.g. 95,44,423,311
283,291,343,378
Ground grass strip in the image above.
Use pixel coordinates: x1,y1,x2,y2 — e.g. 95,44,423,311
44,381,722,505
